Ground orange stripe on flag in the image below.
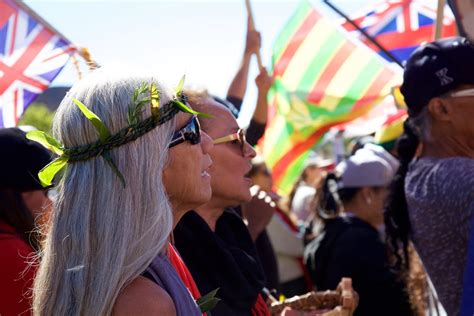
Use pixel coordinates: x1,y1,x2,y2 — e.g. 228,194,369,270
307,41,354,104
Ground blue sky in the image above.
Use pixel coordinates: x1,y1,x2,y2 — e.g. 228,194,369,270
24,0,374,124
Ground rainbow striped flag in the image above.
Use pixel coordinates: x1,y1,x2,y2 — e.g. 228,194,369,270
261,0,402,195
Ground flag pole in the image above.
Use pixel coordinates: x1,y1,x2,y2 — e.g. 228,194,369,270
435,0,446,39
322,0,403,68
245,0,265,71
10,0,97,77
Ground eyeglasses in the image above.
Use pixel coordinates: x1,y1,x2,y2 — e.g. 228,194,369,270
213,128,246,154
169,115,201,148
447,88,474,98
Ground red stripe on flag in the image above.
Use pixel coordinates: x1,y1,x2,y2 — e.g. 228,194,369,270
0,28,52,94
272,123,335,184
383,109,407,125
42,46,77,62
402,2,411,31
9,12,18,56
307,41,354,104
363,24,456,52
273,9,321,78
351,67,394,112
0,2,15,27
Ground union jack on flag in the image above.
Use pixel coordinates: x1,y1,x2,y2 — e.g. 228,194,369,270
341,0,456,64
0,0,76,128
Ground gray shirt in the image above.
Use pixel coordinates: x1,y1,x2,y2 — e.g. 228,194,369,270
406,156,474,316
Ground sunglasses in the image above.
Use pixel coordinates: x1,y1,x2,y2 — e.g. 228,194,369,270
447,88,474,98
213,128,246,154
169,115,201,148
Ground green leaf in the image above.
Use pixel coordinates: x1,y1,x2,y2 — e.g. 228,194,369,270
102,151,126,188
72,98,110,142
197,288,220,313
173,100,213,118
38,156,68,187
175,74,185,96
26,130,64,155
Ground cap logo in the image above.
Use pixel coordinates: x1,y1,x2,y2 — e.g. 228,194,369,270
436,68,454,86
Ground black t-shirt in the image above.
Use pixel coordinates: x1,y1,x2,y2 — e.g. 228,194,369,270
304,216,413,316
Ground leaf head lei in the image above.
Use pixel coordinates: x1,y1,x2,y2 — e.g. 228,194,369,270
27,76,209,188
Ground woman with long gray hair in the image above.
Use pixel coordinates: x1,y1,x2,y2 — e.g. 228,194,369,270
31,69,213,315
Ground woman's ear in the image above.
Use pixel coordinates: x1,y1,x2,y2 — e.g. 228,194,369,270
360,187,373,205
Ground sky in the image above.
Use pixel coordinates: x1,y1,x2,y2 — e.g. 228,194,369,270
23,0,373,125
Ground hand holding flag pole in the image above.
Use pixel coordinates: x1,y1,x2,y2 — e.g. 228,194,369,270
245,0,264,71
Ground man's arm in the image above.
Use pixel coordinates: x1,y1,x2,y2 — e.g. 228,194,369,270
226,18,261,101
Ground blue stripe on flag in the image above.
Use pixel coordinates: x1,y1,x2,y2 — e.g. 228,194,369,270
0,22,8,56
26,15,38,37
39,67,64,83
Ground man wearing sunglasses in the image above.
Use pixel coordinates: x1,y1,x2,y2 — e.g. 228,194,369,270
384,37,474,316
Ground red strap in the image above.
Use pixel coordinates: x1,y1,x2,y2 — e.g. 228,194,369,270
168,243,207,315
251,294,271,316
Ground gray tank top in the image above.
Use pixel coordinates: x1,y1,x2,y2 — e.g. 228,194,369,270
143,252,201,316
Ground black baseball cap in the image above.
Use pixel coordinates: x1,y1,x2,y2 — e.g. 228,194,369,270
0,128,52,191
401,36,474,116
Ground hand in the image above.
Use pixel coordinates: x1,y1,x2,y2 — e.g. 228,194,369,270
336,278,358,315
242,185,275,240
255,68,273,95
245,17,261,55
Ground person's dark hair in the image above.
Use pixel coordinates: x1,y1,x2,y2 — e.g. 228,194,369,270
384,119,420,272
315,172,360,222
0,189,40,251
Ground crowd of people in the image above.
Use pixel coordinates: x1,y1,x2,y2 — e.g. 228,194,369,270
0,16,473,316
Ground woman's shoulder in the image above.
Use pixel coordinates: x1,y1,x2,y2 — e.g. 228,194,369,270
113,276,176,316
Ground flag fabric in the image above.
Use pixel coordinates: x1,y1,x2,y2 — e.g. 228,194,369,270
341,0,457,64
0,0,76,128
261,0,402,195
374,109,408,152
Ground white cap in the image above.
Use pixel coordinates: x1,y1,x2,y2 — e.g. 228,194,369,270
335,147,395,188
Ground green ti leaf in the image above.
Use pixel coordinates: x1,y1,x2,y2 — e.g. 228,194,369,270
196,288,220,313
102,151,126,188
173,100,213,118
175,74,185,96
26,131,64,156
38,156,68,187
128,83,154,125
72,98,110,143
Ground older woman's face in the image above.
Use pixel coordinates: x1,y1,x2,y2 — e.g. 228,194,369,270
163,112,213,222
198,99,256,207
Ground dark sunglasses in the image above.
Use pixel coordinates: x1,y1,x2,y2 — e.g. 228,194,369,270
169,115,201,148
213,128,246,154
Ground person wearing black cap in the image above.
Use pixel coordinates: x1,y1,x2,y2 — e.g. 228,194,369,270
0,127,52,316
385,36,474,316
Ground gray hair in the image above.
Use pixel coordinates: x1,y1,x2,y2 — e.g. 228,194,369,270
411,106,432,142
33,69,175,315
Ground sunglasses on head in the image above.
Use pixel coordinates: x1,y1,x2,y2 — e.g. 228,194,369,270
169,115,201,148
213,128,246,154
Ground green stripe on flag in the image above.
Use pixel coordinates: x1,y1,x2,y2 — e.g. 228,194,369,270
295,31,344,93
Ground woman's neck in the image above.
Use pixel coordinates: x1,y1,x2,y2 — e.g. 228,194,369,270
195,203,225,232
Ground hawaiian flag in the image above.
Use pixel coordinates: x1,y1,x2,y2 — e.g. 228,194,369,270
341,0,457,64
0,0,76,127
261,0,401,195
